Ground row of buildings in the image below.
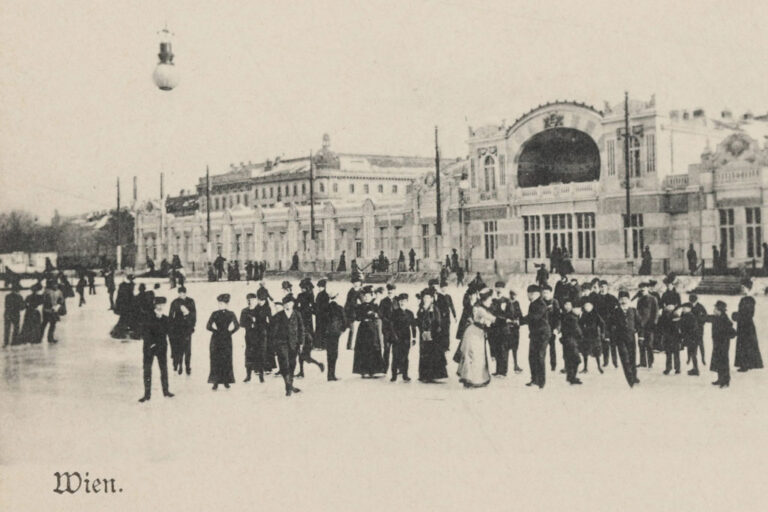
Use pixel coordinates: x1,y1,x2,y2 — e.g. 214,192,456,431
135,96,768,276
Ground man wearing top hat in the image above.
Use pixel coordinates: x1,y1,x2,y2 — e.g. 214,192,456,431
296,278,325,378
709,300,736,387
378,283,398,372
636,282,658,368
169,286,197,375
489,280,514,377
314,279,330,349
324,291,347,381
139,296,174,402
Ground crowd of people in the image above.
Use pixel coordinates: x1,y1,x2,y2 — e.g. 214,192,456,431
96,267,764,402
3,265,116,346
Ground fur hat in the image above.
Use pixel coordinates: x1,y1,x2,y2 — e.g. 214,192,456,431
217,293,230,303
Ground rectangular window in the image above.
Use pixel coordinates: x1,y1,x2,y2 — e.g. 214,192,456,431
470,158,476,188
236,195,241,205
270,187,274,198
718,208,735,258
245,233,253,260
575,212,597,258
235,234,241,258
293,184,298,196
646,134,656,173
215,234,222,255
607,140,615,176
623,214,644,259
353,228,363,258
214,197,219,210
746,207,762,259
244,194,248,206
377,184,384,193
499,154,506,185
523,215,541,259
285,185,290,197
302,231,309,252
484,221,498,260
394,226,402,250
364,184,370,194
302,183,306,195
350,184,355,193
392,185,398,193
421,224,430,258
333,182,338,193
629,137,641,177
543,214,573,258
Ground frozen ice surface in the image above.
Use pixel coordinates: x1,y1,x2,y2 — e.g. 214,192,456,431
2,277,768,511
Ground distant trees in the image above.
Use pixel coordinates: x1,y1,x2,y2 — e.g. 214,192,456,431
0,209,135,268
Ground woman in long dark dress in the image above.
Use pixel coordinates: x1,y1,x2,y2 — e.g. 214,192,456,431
733,279,763,372
352,286,385,377
417,288,447,382
240,290,272,383
15,284,44,345
207,294,239,390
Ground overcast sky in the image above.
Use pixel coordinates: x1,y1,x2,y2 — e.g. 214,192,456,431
1,0,766,221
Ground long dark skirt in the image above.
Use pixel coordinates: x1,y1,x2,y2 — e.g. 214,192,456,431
734,321,763,370
353,320,385,375
244,329,269,372
208,334,235,384
419,338,448,381
16,309,42,345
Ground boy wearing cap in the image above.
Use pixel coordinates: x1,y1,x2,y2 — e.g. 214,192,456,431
391,294,416,382
169,286,197,375
559,299,583,384
345,276,363,350
521,284,551,388
271,296,304,396
139,296,174,402
709,301,736,387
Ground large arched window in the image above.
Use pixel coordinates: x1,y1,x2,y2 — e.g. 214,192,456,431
483,156,496,192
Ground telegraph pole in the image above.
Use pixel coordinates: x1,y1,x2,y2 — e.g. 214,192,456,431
623,91,631,259
434,126,442,237
309,151,315,240
116,177,122,269
205,166,211,243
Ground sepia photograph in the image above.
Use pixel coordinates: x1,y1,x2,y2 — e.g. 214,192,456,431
1,0,767,510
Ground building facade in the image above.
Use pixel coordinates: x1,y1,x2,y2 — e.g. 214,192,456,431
135,99,768,276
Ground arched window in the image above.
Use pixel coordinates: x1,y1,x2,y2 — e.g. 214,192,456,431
484,156,496,192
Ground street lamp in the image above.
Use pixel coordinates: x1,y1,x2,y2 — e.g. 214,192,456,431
153,27,179,91
458,173,470,270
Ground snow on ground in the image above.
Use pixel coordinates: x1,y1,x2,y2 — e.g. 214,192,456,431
2,277,768,511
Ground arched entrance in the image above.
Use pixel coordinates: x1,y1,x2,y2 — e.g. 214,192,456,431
517,128,600,187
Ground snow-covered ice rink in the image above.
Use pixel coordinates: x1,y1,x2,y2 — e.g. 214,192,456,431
2,277,768,511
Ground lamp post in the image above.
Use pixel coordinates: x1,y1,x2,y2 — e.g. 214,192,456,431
458,173,470,271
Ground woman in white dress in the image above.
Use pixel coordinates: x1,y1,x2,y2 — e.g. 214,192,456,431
457,288,497,388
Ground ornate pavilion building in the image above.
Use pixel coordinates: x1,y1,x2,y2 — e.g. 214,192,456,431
135,98,768,276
